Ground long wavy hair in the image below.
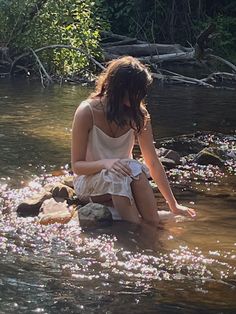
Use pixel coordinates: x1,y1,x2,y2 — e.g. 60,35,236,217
90,56,153,132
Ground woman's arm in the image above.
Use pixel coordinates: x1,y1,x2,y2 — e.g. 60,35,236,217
137,119,196,218
71,102,131,176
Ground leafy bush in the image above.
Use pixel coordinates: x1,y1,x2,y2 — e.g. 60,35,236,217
0,0,102,75
193,14,236,62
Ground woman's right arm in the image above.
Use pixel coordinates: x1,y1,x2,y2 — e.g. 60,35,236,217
71,103,131,176
71,103,105,175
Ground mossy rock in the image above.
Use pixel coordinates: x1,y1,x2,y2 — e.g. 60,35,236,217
194,148,224,166
78,203,113,228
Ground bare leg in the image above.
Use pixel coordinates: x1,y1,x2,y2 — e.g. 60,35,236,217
131,172,160,226
111,195,141,224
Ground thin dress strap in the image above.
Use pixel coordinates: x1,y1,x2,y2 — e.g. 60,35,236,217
86,101,94,125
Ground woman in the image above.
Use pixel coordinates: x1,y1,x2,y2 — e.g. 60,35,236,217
71,56,196,226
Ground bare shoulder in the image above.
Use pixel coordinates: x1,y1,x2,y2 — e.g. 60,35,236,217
73,100,93,129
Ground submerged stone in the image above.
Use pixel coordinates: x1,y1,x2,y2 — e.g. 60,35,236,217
194,148,224,166
78,203,113,228
156,147,181,164
160,157,177,169
159,136,207,156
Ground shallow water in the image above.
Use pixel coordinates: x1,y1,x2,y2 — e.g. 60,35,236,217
0,79,235,313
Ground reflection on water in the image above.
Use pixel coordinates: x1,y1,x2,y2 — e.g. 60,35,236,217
0,79,236,313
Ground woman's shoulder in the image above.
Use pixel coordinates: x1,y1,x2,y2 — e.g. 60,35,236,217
77,98,102,112
73,99,94,126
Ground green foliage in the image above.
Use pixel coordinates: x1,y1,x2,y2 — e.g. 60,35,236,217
195,15,236,62
0,0,102,75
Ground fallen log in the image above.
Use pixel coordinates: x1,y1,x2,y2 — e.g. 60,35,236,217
207,54,236,73
104,43,193,57
100,31,146,44
138,51,195,63
201,72,236,83
152,72,214,88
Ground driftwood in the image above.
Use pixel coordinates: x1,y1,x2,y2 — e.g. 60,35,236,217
195,23,216,60
207,54,236,72
8,44,105,86
1,25,235,89
30,48,53,86
11,44,105,75
104,43,192,57
101,27,236,89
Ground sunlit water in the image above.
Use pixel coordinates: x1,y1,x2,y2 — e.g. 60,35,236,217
0,79,235,313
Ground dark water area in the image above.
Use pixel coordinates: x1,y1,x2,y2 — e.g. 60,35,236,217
0,79,235,313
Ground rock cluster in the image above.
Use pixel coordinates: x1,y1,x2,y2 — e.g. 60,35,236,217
17,178,113,228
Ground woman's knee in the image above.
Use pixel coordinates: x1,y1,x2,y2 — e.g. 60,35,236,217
131,172,152,190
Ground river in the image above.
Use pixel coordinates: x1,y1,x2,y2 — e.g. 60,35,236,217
0,79,235,313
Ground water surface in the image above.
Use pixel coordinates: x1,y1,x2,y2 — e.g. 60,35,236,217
0,79,235,313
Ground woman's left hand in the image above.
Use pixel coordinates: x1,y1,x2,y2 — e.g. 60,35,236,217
170,203,196,218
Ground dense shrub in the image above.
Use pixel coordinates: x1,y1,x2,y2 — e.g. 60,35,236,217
0,0,102,75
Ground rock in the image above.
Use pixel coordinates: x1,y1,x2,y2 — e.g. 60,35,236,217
51,183,75,199
17,191,52,217
62,176,74,189
38,198,78,225
159,136,207,156
194,148,224,166
44,181,79,205
78,203,113,228
156,147,181,165
43,183,55,193
39,209,76,225
40,198,69,214
159,157,176,169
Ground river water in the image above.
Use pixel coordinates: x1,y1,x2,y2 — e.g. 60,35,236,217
0,79,235,313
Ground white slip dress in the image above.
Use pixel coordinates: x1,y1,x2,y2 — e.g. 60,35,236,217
73,101,150,204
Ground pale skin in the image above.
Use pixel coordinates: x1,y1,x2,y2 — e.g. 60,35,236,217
71,96,196,226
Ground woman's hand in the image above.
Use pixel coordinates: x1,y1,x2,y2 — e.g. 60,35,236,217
169,202,196,218
102,159,131,177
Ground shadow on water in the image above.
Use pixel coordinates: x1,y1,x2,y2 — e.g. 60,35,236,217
0,79,236,313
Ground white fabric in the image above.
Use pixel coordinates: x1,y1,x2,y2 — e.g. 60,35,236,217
73,102,150,203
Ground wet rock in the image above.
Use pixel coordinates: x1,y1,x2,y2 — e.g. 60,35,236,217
39,199,79,225
44,181,79,205
17,191,52,217
156,147,181,164
62,176,74,189
194,148,224,166
43,183,55,193
78,203,113,228
226,149,236,159
40,198,69,214
39,198,79,225
159,136,207,156
51,183,75,199
160,157,176,169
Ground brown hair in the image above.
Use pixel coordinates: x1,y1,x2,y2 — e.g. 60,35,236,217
90,56,153,132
